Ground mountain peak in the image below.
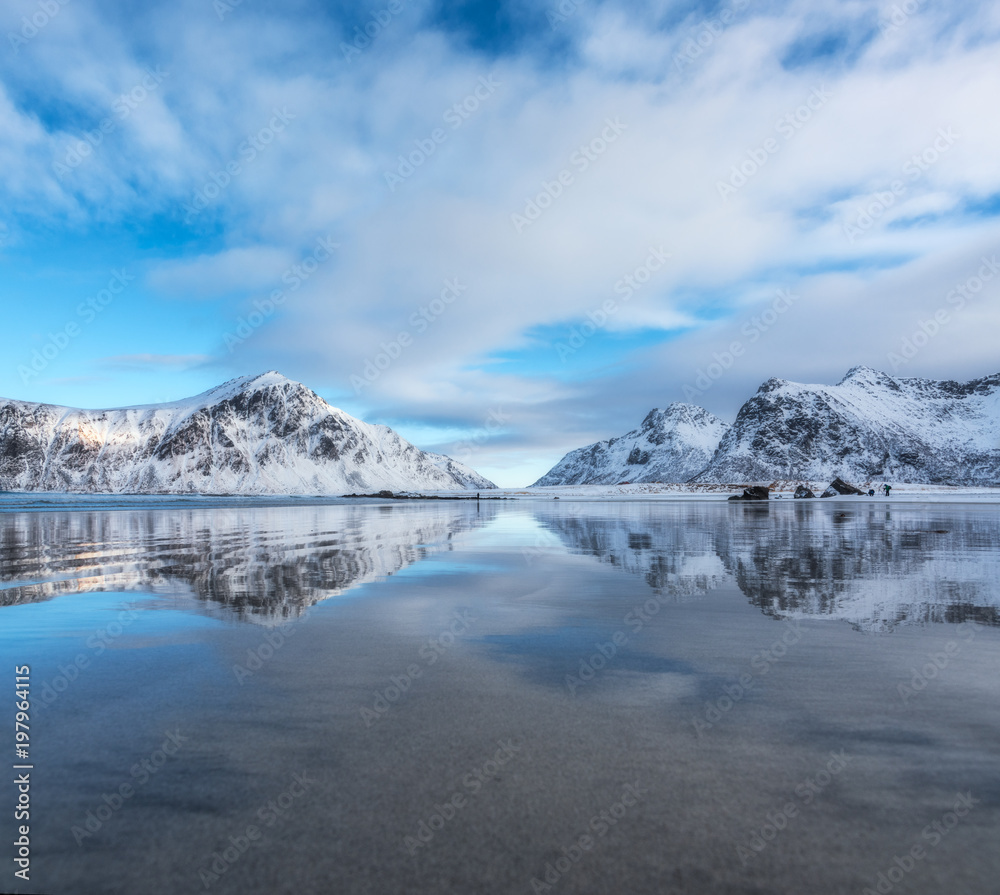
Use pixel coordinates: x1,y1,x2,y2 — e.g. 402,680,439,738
758,376,790,393
194,371,309,407
695,369,1000,485
535,403,729,486
664,402,712,416
219,370,296,391
838,365,896,387
642,403,720,428
0,373,496,494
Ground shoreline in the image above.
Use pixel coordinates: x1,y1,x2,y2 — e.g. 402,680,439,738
1,481,1000,512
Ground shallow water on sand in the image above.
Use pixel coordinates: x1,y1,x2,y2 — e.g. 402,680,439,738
1,499,998,895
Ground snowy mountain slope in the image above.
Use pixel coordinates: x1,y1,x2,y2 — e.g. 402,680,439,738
693,366,1000,485
533,404,730,486
0,372,496,494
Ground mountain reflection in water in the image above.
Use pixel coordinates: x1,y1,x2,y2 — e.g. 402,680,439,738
0,500,997,631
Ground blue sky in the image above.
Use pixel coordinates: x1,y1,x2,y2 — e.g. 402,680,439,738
2,0,999,486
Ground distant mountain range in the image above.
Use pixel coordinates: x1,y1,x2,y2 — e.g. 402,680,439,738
533,404,728,486
0,372,495,494
3,366,997,494
537,367,1000,486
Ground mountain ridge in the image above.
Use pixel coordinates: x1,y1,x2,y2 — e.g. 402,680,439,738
533,403,729,486
0,372,496,494
693,365,1000,485
534,367,1000,487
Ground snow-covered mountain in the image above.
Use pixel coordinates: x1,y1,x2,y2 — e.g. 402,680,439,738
533,404,729,486
0,371,496,494
694,366,1000,485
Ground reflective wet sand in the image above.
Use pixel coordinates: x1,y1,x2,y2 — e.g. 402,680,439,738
1,499,998,894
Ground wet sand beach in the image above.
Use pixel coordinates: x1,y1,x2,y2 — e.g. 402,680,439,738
1,500,998,894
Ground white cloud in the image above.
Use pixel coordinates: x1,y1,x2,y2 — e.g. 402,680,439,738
3,0,1000,485
147,247,299,298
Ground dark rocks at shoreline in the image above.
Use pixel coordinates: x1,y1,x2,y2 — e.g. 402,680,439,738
728,485,770,501
820,477,865,498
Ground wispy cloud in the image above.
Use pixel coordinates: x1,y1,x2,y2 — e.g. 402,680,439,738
147,248,299,298
1,0,999,484
99,353,213,369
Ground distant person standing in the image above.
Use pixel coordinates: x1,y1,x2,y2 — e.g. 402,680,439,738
883,484,891,497
868,488,875,497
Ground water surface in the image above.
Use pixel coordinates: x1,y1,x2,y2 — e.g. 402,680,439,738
1,499,998,894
